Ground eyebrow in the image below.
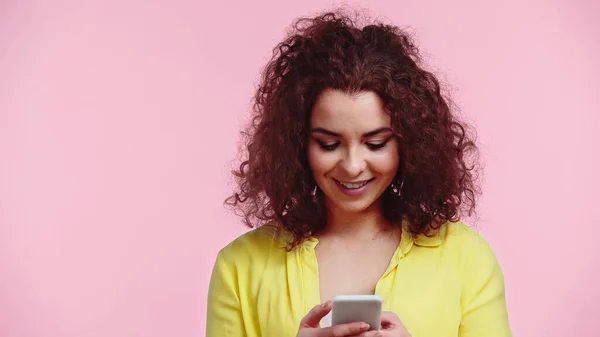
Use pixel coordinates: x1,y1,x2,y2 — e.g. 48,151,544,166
310,127,393,138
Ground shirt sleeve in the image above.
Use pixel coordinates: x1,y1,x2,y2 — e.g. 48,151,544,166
458,235,512,337
206,249,246,337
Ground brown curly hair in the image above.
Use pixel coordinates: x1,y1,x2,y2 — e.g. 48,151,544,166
225,10,480,249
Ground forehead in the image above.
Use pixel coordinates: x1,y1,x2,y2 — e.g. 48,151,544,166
310,89,391,132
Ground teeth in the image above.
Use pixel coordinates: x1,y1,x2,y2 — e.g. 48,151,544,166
340,181,368,189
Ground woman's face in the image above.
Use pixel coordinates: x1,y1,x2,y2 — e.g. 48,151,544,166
307,89,400,214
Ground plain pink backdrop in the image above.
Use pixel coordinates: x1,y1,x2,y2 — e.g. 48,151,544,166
1,1,598,336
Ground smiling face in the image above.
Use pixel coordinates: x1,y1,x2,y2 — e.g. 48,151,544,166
307,89,400,214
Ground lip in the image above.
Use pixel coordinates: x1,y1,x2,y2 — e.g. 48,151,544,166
337,179,372,184
333,178,374,197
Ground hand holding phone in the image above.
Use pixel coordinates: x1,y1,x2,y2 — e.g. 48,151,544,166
296,301,372,337
297,296,410,337
331,295,384,331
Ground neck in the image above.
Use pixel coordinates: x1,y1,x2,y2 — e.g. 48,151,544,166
320,201,390,241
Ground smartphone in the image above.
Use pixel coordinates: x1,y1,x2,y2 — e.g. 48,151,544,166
331,295,383,331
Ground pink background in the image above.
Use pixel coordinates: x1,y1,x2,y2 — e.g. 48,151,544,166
1,1,598,336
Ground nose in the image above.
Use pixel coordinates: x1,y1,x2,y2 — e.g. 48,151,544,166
339,147,366,178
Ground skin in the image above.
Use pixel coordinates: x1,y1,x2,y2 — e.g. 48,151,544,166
297,301,410,337
307,89,399,219
297,90,411,337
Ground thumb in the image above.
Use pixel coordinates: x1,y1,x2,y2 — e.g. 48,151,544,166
300,301,332,328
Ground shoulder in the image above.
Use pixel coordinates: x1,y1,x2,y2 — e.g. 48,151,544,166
216,222,285,266
210,223,290,294
441,221,496,255
440,221,505,283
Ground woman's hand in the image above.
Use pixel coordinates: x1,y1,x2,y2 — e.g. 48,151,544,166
366,311,411,337
337,311,411,337
296,301,372,337
296,303,411,337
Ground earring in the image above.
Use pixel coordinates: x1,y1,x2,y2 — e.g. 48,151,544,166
389,178,404,196
311,185,319,204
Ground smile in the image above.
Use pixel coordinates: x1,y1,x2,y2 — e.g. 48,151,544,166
333,178,375,196
338,180,371,189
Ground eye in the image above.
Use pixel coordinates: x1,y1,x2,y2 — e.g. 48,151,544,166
366,141,387,150
319,142,339,151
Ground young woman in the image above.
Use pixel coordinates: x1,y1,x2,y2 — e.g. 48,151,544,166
206,11,511,337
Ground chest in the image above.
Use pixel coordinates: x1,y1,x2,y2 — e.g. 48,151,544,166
315,240,397,302
245,245,462,337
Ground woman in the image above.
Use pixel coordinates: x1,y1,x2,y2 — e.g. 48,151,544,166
206,10,511,337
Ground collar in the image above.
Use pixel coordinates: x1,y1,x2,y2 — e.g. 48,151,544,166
398,222,446,257
276,221,447,252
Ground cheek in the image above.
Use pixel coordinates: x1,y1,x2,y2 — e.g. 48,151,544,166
307,145,324,175
374,158,399,175
372,150,400,176
307,145,336,176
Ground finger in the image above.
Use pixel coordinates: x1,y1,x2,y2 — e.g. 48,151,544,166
321,322,370,337
380,311,409,333
348,330,384,337
300,301,332,328
380,311,401,325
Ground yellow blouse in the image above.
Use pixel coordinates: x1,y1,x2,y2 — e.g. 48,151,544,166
206,221,511,337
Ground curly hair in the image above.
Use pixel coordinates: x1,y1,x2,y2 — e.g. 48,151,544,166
225,10,480,249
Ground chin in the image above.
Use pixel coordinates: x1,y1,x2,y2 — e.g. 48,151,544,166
330,198,378,214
